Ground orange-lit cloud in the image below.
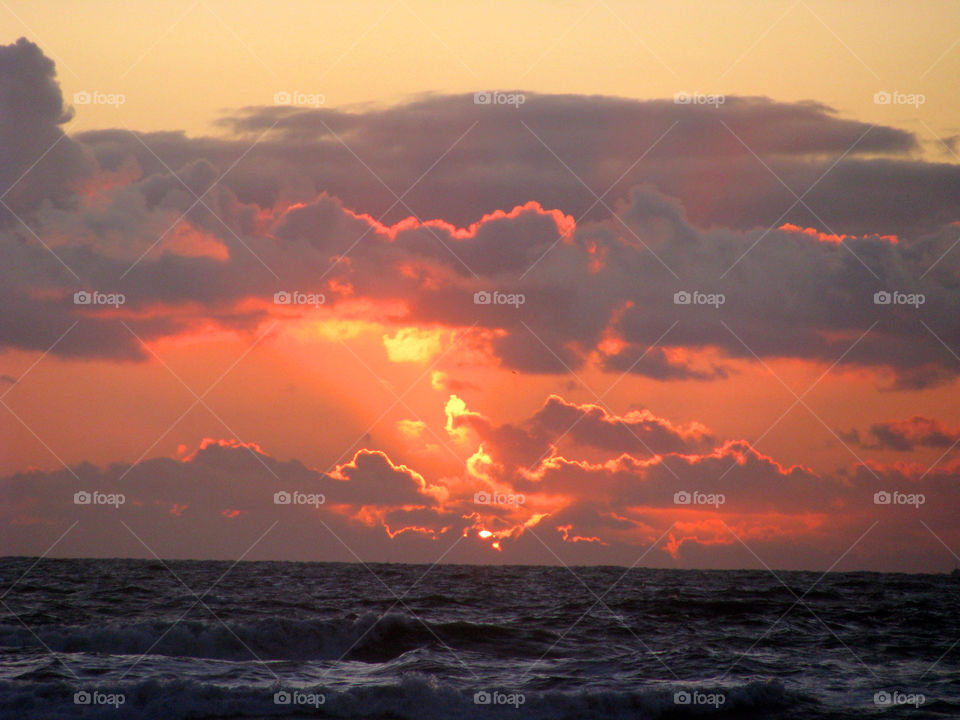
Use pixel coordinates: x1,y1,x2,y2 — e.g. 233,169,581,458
383,327,448,363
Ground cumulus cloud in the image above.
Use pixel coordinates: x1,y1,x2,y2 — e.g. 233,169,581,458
0,439,460,561
328,449,447,506
76,92,960,241
4,395,958,570
2,39,959,388
447,393,716,476
0,38,92,221
440,395,960,569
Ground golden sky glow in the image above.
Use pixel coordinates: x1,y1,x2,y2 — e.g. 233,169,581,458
2,0,958,149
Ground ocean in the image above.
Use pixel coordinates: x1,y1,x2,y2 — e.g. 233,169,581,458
1,558,957,719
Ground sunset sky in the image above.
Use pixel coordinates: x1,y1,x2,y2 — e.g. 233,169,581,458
1,0,959,572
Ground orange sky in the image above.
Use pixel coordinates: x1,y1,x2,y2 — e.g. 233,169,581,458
2,0,958,150
1,3,959,571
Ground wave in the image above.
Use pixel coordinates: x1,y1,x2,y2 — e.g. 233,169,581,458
0,612,549,663
0,676,798,720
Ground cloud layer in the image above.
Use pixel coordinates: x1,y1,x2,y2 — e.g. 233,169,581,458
1,39,958,387
3,395,957,571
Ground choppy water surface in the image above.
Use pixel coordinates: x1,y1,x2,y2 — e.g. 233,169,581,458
1,558,958,718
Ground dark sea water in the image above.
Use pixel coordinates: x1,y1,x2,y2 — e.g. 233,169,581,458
1,558,958,719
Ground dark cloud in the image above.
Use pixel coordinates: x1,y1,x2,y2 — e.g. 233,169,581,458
600,345,730,381
4,406,958,570
328,449,444,506
0,440,457,562
2,40,960,388
80,93,955,238
447,393,715,484
840,416,960,451
530,394,715,457
0,38,92,222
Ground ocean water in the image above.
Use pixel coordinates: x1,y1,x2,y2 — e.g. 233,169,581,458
0,558,958,719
